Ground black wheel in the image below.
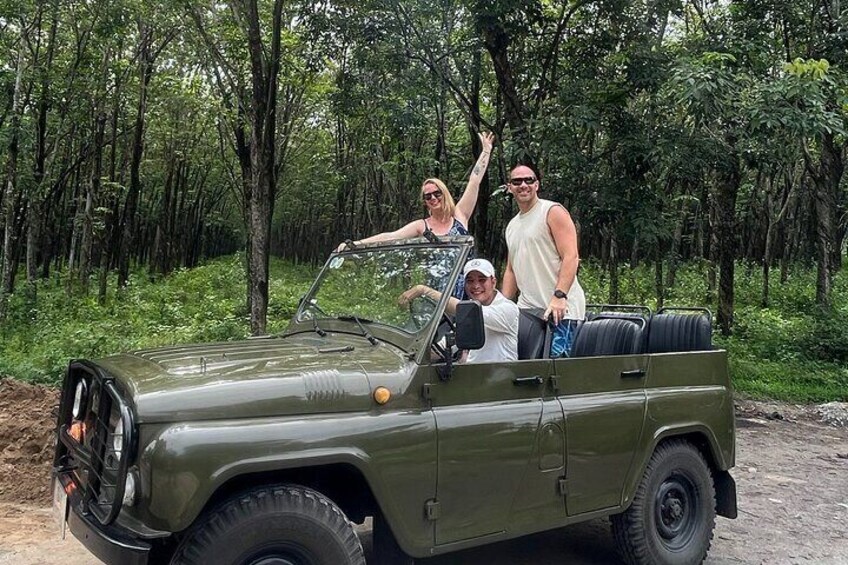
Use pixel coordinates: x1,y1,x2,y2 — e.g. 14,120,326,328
171,485,365,565
611,440,716,565
371,511,413,565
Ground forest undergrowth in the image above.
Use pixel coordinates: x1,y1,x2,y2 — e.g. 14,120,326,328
1,254,846,403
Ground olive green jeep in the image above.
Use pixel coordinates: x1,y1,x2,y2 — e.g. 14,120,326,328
52,236,736,565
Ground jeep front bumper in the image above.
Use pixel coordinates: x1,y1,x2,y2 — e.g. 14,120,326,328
56,470,150,565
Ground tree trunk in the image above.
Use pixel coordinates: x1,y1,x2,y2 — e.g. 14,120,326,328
666,196,687,289
236,0,284,335
0,49,26,320
26,1,59,304
478,12,534,169
118,23,156,289
811,134,843,307
654,253,664,310
24,196,39,311
81,111,106,293
706,188,717,301
715,154,741,336
608,233,620,304
465,45,491,254
630,235,639,268
762,166,797,307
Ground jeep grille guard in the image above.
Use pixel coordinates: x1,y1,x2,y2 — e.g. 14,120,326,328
54,361,135,525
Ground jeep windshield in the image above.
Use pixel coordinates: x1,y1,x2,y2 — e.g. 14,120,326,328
296,243,463,335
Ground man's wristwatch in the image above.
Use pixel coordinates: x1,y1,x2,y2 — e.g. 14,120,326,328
553,289,567,300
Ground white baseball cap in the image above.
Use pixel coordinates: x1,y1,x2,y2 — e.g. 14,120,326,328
463,258,496,278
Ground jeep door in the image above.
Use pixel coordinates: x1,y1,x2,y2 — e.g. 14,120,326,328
427,359,566,545
553,355,648,516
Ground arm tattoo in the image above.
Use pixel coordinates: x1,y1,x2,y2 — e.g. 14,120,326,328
472,151,490,176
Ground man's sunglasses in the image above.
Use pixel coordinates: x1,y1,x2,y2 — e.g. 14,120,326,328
423,190,443,201
509,177,537,187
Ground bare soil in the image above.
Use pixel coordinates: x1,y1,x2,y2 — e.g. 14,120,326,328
0,378,846,564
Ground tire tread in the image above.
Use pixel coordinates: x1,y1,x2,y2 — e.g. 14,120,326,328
611,439,716,565
171,484,365,565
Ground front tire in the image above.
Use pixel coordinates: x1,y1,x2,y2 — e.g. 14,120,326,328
612,440,716,565
171,484,365,565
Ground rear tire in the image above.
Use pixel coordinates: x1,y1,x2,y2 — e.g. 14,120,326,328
612,440,716,565
171,484,365,565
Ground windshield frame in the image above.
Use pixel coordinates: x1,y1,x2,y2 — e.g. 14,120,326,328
284,236,474,354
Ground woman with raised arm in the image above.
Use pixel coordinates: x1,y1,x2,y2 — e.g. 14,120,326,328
336,132,495,251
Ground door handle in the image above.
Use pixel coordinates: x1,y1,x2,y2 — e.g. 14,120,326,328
620,369,646,379
513,376,544,386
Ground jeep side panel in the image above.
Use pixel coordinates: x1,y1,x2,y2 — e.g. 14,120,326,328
425,359,566,546
620,350,735,508
553,354,649,516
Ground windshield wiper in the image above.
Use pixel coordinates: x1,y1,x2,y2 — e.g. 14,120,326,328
337,315,378,346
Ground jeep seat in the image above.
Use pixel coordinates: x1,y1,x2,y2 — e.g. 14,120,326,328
647,312,712,353
570,318,642,357
518,309,550,360
583,312,649,353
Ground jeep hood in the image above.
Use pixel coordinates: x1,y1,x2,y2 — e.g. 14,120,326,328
94,333,412,424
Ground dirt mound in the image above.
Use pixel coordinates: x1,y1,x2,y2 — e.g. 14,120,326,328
735,397,848,427
0,378,58,506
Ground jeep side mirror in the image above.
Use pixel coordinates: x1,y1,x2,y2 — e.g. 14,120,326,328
455,301,485,350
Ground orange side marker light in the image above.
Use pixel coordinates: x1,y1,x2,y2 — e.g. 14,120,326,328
373,387,391,405
69,421,85,442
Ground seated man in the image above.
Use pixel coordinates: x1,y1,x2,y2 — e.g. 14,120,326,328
399,258,519,363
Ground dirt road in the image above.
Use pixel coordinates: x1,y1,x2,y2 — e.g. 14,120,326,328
1,379,846,564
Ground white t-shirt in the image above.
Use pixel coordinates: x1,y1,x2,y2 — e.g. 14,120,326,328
466,291,519,364
505,198,585,320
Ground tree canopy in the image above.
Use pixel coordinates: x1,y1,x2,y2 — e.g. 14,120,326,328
0,0,846,334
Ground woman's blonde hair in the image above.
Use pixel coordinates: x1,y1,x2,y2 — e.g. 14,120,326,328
420,178,455,222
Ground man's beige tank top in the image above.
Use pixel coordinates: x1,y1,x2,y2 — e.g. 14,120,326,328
505,198,585,319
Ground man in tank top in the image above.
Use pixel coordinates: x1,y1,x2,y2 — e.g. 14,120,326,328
502,164,586,357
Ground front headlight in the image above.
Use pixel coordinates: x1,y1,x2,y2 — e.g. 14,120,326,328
112,417,124,459
72,380,87,419
123,469,138,506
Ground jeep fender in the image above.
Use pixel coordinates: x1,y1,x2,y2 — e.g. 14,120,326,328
138,411,437,555
621,423,735,514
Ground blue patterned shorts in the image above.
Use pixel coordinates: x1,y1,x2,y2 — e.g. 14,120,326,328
550,319,581,358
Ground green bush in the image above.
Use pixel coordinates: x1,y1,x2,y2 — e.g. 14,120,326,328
797,308,848,364
0,255,314,385
578,260,848,402
2,255,847,402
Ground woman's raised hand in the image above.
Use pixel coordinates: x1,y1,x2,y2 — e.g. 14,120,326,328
479,131,495,153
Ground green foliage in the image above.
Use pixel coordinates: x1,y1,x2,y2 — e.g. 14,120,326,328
0,256,314,385
578,261,848,402
3,257,848,402
797,310,848,364
2,0,848,408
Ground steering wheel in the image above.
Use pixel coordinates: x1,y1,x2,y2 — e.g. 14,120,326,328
408,293,438,330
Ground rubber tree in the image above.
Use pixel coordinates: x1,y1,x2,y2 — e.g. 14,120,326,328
752,59,847,308
666,52,750,335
